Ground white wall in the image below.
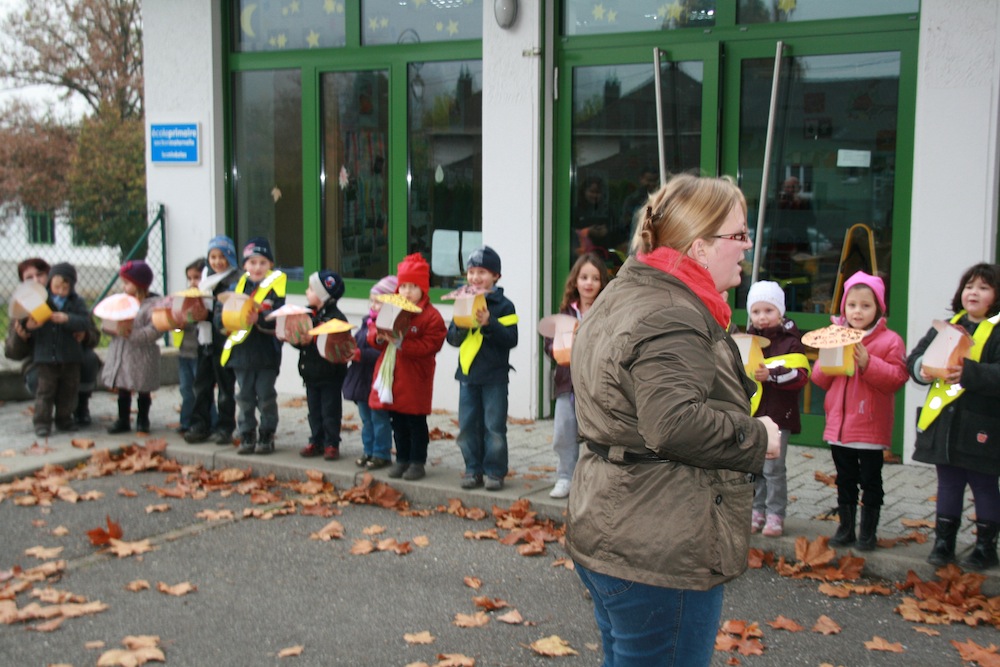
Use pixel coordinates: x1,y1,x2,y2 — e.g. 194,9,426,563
142,0,226,295
904,0,1000,462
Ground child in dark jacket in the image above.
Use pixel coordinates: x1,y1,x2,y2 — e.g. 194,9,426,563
812,271,908,551
297,270,349,461
745,281,810,538
343,275,397,470
185,235,240,445
445,246,519,491
28,263,91,437
222,237,286,455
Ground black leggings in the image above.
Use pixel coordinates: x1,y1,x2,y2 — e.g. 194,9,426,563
831,445,884,507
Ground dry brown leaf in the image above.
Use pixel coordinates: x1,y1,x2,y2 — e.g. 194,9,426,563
107,539,154,558
195,509,234,521
310,520,344,541
350,540,375,555
122,636,161,650
96,647,165,666
145,504,170,513
278,645,304,658
71,438,95,449
453,611,490,628
117,487,138,497
766,615,804,632
86,640,107,649
87,516,123,546
51,525,69,537
463,576,482,590
864,636,904,653
413,535,430,548
528,635,579,656
812,615,842,635
24,545,63,560
403,630,435,644
814,470,836,487
156,581,196,597
900,518,934,529
472,595,508,612
125,580,150,592
496,609,524,625
363,524,386,536
432,654,475,667
28,616,64,632
914,626,940,636
551,557,575,570
951,639,1000,666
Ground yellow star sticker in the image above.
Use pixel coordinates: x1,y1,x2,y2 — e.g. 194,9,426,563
268,36,276,46
276,33,287,48
447,19,458,36
281,6,288,16
592,3,605,21
667,1,683,21
289,0,300,13
778,0,797,12
414,0,426,6
324,0,335,13
369,17,378,30
380,17,389,28
607,9,617,23
306,30,320,48
436,21,444,32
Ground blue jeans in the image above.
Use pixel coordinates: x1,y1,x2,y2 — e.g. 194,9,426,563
178,356,198,430
456,382,509,479
575,564,723,667
234,367,279,436
358,401,392,460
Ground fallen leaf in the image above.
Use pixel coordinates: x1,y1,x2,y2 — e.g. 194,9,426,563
812,615,842,635
913,626,940,636
951,639,1000,666
125,580,150,592
363,524,386,536
87,516,124,546
814,470,836,487
71,438,95,449
463,576,482,590
453,611,490,628
156,581,196,597
310,520,345,541
24,545,64,560
767,615,804,632
145,504,170,513
117,488,138,497
403,631,435,644
86,640,107,649
432,654,475,667
350,540,375,555
901,518,934,529
497,609,524,625
472,596,508,612
278,645,304,658
528,634,579,656
864,636,904,653
51,525,69,537
413,535,430,548
108,538,154,558
28,616,64,632
195,509,234,521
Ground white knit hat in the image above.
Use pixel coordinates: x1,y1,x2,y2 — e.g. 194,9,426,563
746,281,785,316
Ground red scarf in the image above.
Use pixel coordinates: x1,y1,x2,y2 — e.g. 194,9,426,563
637,247,732,329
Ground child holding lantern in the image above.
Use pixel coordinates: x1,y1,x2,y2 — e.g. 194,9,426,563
810,271,907,551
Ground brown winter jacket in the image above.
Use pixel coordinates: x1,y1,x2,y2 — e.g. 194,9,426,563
566,257,769,591
101,295,162,394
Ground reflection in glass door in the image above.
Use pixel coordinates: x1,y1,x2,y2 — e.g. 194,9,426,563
735,51,902,315
567,56,707,273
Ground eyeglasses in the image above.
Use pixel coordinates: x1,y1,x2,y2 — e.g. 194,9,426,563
711,231,750,243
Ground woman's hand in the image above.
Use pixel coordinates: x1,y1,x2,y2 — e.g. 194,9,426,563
756,415,782,460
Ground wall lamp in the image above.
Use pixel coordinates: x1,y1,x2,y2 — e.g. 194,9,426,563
494,0,517,29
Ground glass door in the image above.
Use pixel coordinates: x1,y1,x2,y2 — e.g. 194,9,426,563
555,43,720,281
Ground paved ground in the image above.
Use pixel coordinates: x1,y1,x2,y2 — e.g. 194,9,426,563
1,383,997,592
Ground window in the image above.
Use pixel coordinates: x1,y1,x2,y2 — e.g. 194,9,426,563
562,0,716,36
231,0,346,52
26,209,55,245
361,0,483,46
737,0,919,24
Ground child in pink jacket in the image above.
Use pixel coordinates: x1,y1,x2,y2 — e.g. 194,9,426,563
811,271,908,551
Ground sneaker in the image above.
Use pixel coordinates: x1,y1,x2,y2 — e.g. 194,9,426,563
485,476,504,491
299,443,323,458
365,457,391,471
55,419,77,432
323,446,340,461
402,463,425,480
549,478,571,499
762,514,784,537
355,454,371,467
387,462,409,478
136,419,151,435
107,419,130,435
460,473,483,489
256,431,275,455
34,425,51,438
213,430,233,446
184,428,211,444
237,432,256,455
751,510,765,534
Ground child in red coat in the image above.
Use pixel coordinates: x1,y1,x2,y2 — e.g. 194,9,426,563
368,254,446,481
811,271,908,551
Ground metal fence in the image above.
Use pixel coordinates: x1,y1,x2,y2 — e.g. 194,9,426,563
0,203,167,318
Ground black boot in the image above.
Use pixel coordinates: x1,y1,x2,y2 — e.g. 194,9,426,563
959,520,1000,571
856,506,880,552
74,392,92,427
136,393,151,434
829,504,857,546
107,392,131,434
927,515,960,566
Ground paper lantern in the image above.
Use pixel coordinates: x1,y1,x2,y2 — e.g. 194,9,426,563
151,296,182,332
170,287,211,324
309,318,357,363
801,325,866,376
920,320,974,380
375,293,423,335
9,280,52,324
266,304,315,345
732,333,771,377
218,292,259,332
443,285,489,329
538,314,579,367
93,293,141,336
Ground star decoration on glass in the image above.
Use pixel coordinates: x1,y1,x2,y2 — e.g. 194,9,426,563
447,19,459,36
306,30,320,48
325,0,336,12
607,9,617,23
369,17,378,30
778,0,797,12
276,33,287,48
436,21,444,32
592,3,605,21
667,1,684,22
414,0,426,6
289,0,300,13
380,17,389,28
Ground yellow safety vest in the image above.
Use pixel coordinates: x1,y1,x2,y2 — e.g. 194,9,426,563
917,311,999,431
220,270,286,366
458,313,519,375
750,352,811,417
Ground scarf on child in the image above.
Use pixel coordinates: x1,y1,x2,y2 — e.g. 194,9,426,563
636,246,732,330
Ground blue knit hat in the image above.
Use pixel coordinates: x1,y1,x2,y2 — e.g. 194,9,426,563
309,270,345,303
242,236,274,264
207,235,238,271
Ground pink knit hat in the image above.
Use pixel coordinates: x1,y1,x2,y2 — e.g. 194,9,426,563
840,271,886,315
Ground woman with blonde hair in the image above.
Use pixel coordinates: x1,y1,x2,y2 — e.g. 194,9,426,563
567,173,780,666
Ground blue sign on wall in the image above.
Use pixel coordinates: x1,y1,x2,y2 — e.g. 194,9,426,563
150,123,199,164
